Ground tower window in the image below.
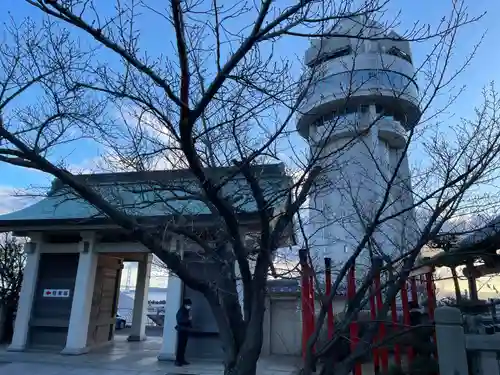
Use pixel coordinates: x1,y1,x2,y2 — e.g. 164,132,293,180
387,47,412,64
394,112,408,125
360,105,370,113
308,46,352,68
375,104,408,125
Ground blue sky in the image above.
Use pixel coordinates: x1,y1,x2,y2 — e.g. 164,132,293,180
0,0,498,213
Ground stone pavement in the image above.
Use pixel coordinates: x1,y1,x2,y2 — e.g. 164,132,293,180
0,336,301,375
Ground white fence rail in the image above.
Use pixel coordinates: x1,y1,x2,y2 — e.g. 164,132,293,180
435,306,500,375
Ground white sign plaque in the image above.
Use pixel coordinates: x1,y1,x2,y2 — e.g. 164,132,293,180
43,289,70,298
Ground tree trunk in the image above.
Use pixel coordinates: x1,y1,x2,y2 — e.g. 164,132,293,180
451,267,462,303
1,303,15,343
223,275,267,375
223,319,264,375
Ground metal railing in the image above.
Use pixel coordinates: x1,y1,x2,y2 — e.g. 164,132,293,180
117,307,164,327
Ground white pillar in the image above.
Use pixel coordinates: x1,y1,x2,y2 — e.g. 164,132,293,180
158,236,183,361
128,254,152,341
8,238,42,352
434,306,468,375
158,271,182,360
61,233,98,355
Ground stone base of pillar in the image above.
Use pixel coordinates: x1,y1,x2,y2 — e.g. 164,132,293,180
127,334,147,342
158,327,177,362
7,344,26,352
60,346,90,355
157,352,176,361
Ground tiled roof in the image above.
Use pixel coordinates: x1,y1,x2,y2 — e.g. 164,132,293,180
267,279,301,294
431,215,500,267
266,278,349,296
0,164,291,226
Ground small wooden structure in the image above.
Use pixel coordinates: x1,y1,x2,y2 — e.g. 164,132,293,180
430,216,500,301
0,164,293,359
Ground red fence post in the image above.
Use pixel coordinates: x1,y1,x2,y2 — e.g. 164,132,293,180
325,257,334,339
410,277,418,304
369,286,380,374
401,280,414,364
391,298,402,367
425,271,436,321
425,270,437,360
373,258,388,373
299,249,310,360
348,265,362,375
309,271,316,352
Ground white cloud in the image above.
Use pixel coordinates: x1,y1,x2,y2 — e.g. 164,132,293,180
110,105,186,171
68,156,107,174
0,186,39,215
64,102,187,175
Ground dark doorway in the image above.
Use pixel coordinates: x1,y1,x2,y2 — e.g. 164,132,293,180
29,253,79,348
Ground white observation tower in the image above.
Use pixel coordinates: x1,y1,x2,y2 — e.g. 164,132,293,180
298,17,422,273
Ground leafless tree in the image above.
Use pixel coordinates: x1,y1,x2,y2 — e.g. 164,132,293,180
0,234,25,343
0,1,493,374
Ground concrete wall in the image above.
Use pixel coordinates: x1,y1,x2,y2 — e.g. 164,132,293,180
265,296,348,357
269,297,301,355
183,254,223,359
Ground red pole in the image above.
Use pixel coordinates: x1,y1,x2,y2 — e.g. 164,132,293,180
420,274,426,284
369,286,380,374
325,257,334,339
425,270,438,360
309,272,316,350
401,280,414,364
410,277,418,304
425,271,436,320
419,274,426,305
299,250,310,360
374,260,388,373
391,298,402,367
424,274,435,309
348,265,362,375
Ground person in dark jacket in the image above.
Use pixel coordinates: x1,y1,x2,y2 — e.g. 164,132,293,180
409,300,422,327
175,298,193,366
409,301,434,359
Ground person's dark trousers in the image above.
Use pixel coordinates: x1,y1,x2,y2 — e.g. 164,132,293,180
175,330,189,364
